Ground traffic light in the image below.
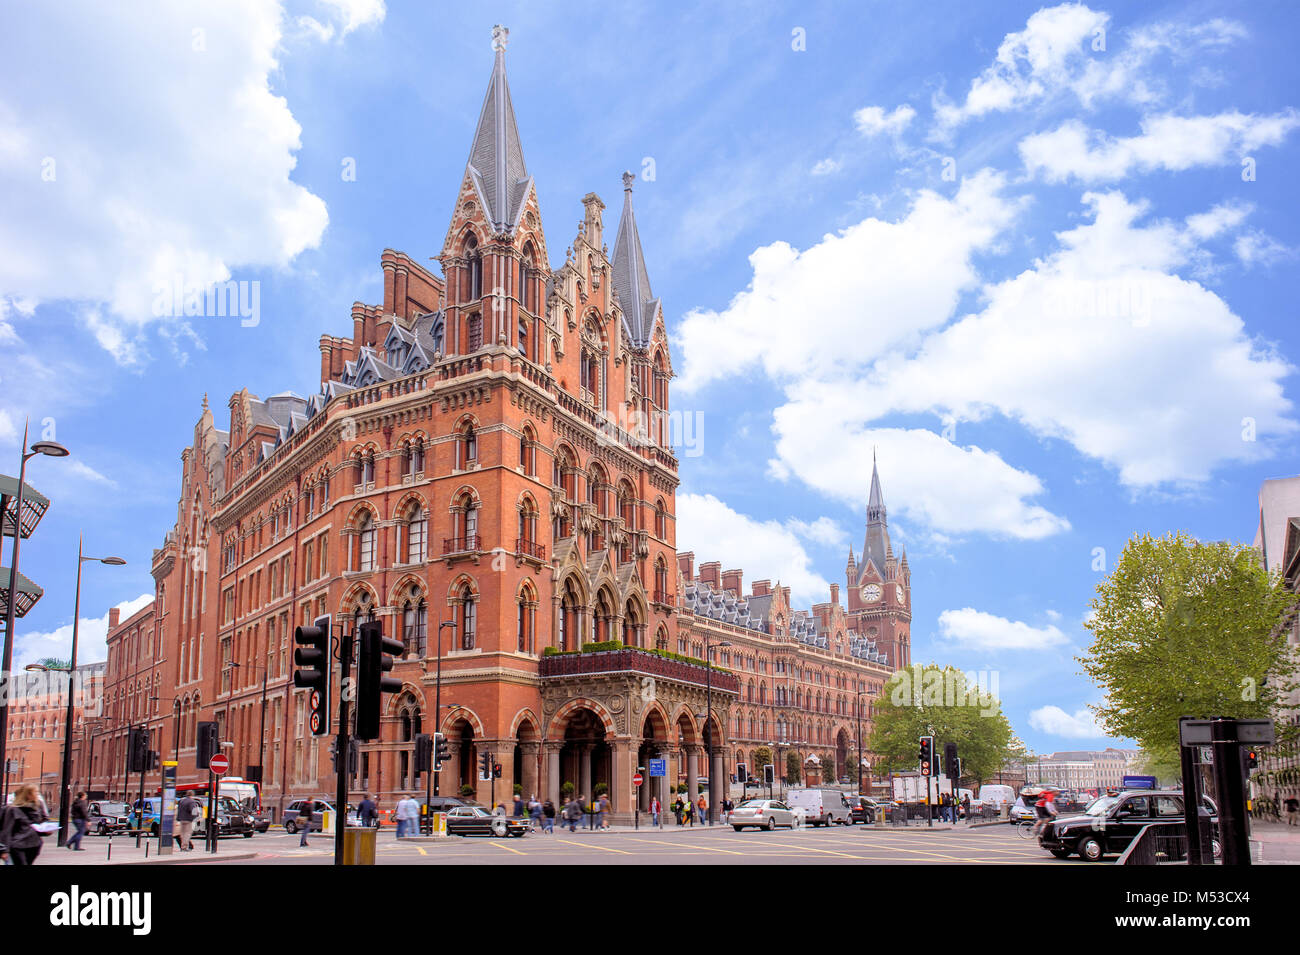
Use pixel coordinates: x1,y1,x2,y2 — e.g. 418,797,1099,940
944,742,960,781
331,738,359,775
128,727,150,773
414,733,432,774
434,732,451,771
480,750,492,780
196,721,219,769
356,620,402,740
919,736,934,776
737,763,748,784
764,763,775,786
293,614,333,736
146,750,160,772
1246,750,1259,770
493,762,503,780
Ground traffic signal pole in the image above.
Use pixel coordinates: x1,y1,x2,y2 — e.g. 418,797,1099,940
334,630,353,867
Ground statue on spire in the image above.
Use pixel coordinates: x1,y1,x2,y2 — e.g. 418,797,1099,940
491,24,509,52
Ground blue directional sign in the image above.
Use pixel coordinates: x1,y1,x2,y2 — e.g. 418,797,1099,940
648,758,666,778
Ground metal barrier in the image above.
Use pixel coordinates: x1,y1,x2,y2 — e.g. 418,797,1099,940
1118,822,1191,865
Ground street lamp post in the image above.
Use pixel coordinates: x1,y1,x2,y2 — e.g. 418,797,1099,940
53,539,124,844
0,423,68,802
701,636,731,825
434,621,456,797
856,689,865,796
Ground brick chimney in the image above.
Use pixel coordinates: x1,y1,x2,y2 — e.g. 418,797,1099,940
721,568,743,597
830,583,840,605
677,551,695,582
698,561,721,589
751,579,771,597
108,607,121,629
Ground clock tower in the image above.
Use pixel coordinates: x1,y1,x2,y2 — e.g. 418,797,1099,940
845,452,911,667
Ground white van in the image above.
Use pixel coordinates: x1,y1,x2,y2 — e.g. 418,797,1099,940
785,788,854,826
976,784,1014,810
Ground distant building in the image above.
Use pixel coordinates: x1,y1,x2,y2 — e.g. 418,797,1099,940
1252,477,1300,808
4,662,104,804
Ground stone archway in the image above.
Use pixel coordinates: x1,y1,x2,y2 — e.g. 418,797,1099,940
556,706,611,818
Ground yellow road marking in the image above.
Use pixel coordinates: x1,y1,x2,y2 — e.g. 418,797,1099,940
489,841,525,855
624,837,744,855
554,838,632,855
759,841,865,859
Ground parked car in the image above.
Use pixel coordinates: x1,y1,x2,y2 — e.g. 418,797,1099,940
1008,800,1037,825
444,805,528,837
785,788,854,826
1038,790,1219,861
730,798,796,831
281,799,358,833
132,795,254,838
421,796,467,814
845,795,878,825
88,800,131,835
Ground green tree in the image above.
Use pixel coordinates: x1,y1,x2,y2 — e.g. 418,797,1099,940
1079,532,1300,756
867,664,1015,784
785,750,801,784
752,746,772,774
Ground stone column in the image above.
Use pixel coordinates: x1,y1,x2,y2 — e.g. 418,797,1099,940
712,749,725,822
687,745,700,809
611,740,632,819
578,744,592,801
545,741,562,804
520,742,540,799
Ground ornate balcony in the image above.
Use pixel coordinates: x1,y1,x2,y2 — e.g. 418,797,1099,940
539,647,738,694
515,538,546,560
442,535,481,555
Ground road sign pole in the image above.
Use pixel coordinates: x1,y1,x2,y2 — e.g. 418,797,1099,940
1178,716,1208,866
1211,718,1252,866
206,768,216,853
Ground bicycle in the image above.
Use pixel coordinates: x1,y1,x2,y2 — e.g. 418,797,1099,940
1017,809,1056,839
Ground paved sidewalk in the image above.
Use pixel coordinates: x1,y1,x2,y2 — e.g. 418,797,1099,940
1249,820,1300,864
27,837,257,866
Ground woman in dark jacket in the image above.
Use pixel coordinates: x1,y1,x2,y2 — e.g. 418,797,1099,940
1,784,49,865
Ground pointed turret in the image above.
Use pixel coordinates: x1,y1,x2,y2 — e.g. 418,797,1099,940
464,25,532,233
861,450,893,580
611,171,660,346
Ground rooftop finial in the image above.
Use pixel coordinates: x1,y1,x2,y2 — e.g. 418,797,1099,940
622,170,635,192
491,24,509,52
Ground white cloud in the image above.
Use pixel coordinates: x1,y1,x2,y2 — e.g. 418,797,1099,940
69,460,118,488
1235,230,1290,269
675,493,835,606
14,593,153,670
674,169,1022,392
932,6,1249,137
770,420,1070,541
1185,201,1252,241
786,516,848,549
811,157,841,176
938,607,1069,650
848,191,1296,486
297,0,386,43
1020,111,1300,182
0,1,343,363
853,104,916,137
1029,704,1103,738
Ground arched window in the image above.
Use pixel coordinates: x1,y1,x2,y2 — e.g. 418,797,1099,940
431,317,445,356
516,583,536,654
654,558,668,603
517,497,538,552
466,235,482,300
459,585,477,650
654,498,667,539
457,422,477,469
402,590,427,658
362,450,375,485
356,512,376,571
406,504,427,564
519,426,535,476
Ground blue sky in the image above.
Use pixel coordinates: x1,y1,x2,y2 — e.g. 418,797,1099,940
3,1,1298,756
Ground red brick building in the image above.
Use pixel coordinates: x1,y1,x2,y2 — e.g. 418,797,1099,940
79,28,904,821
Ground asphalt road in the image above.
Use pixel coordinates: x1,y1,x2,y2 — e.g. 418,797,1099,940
199,822,1086,865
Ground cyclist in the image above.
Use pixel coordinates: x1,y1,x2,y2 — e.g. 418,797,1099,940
1032,789,1058,835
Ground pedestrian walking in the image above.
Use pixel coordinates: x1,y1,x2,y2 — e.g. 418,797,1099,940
543,798,556,833
296,802,313,847
395,794,420,838
566,795,582,832
175,791,201,851
359,794,377,829
0,784,50,865
697,794,707,825
512,794,525,819
684,799,694,827
598,793,610,830
1286,795,1299,827
68,792,89,851
961,794,971,824
673,795,684,826
650,796,661,828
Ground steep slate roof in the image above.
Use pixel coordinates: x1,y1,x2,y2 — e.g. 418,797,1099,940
861,451,892,579
611,172,659,346
465,27,532,234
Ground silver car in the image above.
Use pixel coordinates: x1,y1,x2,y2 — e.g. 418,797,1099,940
731,799,795,831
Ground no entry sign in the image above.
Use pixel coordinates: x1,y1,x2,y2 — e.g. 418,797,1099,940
632,772,643,787
209,754,229,775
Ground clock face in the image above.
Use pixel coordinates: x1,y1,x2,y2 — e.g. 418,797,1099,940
862,583,882,602
897,584,907,603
